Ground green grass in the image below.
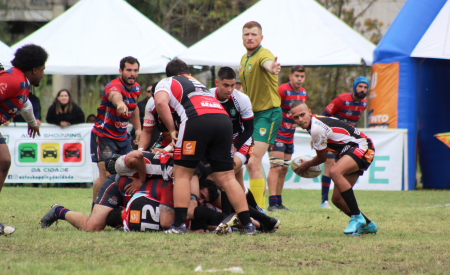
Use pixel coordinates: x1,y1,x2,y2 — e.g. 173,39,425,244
1,187,449,275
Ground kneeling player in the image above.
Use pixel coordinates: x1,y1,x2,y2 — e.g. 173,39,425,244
290,100,378,236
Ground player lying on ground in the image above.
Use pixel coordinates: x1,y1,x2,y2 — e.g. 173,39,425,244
290,100,378,236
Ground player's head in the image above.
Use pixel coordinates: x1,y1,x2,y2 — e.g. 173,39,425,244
289,65,306,90
105,154,121,175
11,44,48,87
119,56,139,87
166,58,189,77
290,100,312,130
198,178,220,205
215,66,236,101
105,207,123,228
242,21,263,52
353,76,369,100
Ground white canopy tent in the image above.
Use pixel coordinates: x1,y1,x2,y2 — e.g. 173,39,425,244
178,0,375,67
411,0,450,59
11,0,187,75
0,40,13,69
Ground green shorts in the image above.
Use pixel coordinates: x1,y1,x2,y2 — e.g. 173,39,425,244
253,107,282,144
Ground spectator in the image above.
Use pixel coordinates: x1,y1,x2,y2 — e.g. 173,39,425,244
46,89,85,128
86,114,96,123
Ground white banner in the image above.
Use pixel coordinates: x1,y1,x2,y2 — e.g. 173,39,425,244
2,123,95,183
2,124,406,190
243,129,407,191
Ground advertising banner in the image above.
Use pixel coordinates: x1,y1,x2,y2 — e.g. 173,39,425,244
243,129,407,191
368,62,400,128
3,123,95,183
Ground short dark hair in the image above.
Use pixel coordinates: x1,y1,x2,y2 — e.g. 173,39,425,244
243,21,262,31
120,56,140,70
291,65,305,74
11,44,48,72
291,100,306,110
217,67,236,81
105,207,123,228
166,59,189,77
199,178,220,202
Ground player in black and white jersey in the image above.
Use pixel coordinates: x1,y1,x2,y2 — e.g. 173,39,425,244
210,67,262,213
290,100,378,236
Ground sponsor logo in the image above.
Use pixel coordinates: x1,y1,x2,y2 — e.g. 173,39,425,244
108,196,118,206
130,210,141,223
114,121,129,128
103,146,112,158
201,101,222,108
230,109,237,116
183,141,196,155
364,149,375,163
259,128,267,136
345,101,350,106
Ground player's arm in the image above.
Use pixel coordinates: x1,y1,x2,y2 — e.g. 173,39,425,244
263,56,280,75
129,107,142,145
123,150,146,194
107,90,128,116
160,204,175,230
154,92,177,146
322,97,342,117
234,118,254,150
21,99,40,138
138,99,156,150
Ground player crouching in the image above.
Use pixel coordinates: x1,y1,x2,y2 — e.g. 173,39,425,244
290,100,378,236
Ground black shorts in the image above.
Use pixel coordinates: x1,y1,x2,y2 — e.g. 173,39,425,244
174,114,234,173
341,143,375,176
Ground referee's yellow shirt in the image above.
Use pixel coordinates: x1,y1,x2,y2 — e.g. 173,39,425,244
239,46,280,112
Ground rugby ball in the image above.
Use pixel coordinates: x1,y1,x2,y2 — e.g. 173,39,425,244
290,156,322,178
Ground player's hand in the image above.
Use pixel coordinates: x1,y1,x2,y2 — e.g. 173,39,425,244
271,57,281,75
124,177,144,194
134,129,142,145
170,130,178,147
295,160,310,175
116,102,128,116
2,120,10,126
28,124,40,139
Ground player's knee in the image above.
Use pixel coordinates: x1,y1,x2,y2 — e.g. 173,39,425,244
329,166,342,180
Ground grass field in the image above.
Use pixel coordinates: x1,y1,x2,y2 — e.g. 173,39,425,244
1,187,449,275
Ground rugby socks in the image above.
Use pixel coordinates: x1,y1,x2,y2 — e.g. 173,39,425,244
277,195,283,206
250,178,266,209
54,206,70,220
237,211,252,226
269,195,278,207
340,188,360,216
321,175,332,202
174,208,188,227
221,192,232,215
248,206,270,225
245,188,258,209
193,206,227,224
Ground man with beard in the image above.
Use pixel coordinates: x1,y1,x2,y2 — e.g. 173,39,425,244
239,21,282,209
319,76,369,209
0,44,48,236
91,56,142,204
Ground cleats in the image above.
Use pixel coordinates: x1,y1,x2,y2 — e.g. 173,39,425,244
40,204,62,228
277,204,291,211
321,201,332,209
344,213,366,234
164,223,188,234
0,223,16,236
356,221,378,235
267,205,280,212
215,214,239,235
263,217,281,233
240,223,257,235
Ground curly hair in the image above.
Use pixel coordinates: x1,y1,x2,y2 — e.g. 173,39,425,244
11,44,48,72
199,178,220,202
105,207,123,228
